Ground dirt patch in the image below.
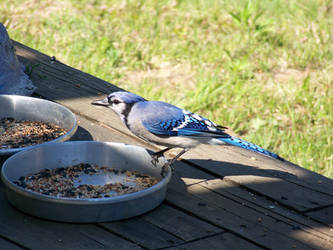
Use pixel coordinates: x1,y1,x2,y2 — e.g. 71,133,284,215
119,61,196,91
273,68,310,83
256,68,311,96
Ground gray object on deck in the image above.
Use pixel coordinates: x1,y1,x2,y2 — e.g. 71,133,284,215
0,23,36,95
1,141,171,223
0,95,78,156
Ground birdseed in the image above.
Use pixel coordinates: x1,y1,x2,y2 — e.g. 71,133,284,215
14,163,159,199
0,117,67,149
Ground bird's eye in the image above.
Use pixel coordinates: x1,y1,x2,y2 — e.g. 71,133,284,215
112,99,121,104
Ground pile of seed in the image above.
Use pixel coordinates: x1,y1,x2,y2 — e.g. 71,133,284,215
0,117,67,149
14,163,159,199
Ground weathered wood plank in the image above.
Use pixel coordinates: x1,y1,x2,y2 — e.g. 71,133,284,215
76,113,333,246
306,207,333,227
71,113,150,149
0,157,8,172
226,174,332,212
166,232,263,250
140,204,223,242
66,115,230,249
0,237,25,250
100,217,184,249
0,115,223,250
200,180,333,242
10,40,333,250
76,114,333,240
204,179,333,239
13,41,136,137
13,40,333,212
0,117,223,250
165,161,333,249
182,145,333,210
13,41,121,94
173,161,333,239
0,192,140,250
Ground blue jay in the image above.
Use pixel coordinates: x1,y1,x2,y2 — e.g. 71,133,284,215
92,91,283,174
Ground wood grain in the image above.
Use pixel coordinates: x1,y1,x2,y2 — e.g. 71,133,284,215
0,192,140,250
2,40,331,250
306,206,333,227
166,161,333,249
166,232,263,250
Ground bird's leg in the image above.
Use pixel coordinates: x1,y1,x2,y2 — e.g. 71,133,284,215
161,148,188,176
153,147,172,157
168,148,188,166
151,147,172,166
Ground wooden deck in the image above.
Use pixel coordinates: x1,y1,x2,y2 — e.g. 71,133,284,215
0,41,332,249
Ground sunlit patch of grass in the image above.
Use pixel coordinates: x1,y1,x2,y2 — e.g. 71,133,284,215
1,0,332,177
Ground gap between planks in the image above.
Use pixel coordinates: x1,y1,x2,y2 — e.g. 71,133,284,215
166,160,333,248
73,114,333,248
13,40,333,249
14,40,333,203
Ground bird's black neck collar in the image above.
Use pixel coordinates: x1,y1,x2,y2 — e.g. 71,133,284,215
121,102,136,127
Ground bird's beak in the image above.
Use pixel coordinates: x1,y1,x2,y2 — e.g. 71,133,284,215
91,97,110,107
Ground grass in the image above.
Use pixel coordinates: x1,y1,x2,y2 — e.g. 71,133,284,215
1,0,332,177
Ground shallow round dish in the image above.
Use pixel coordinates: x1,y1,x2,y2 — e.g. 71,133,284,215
0,95,77,156
1,141,171,222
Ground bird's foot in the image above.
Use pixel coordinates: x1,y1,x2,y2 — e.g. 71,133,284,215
151,148,172,167
160,148,188,176
160,161,174,177
151,154,162,166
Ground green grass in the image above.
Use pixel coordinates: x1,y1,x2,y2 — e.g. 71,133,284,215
1,0,332,177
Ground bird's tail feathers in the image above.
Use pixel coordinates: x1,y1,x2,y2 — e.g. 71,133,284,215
218,136,284,161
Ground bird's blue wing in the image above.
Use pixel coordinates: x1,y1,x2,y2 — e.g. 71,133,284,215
142,107,229,138
136,101,283,161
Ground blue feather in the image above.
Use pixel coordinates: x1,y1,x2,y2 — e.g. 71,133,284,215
93,91,285,162
219,137,284,161
142,111,230,138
